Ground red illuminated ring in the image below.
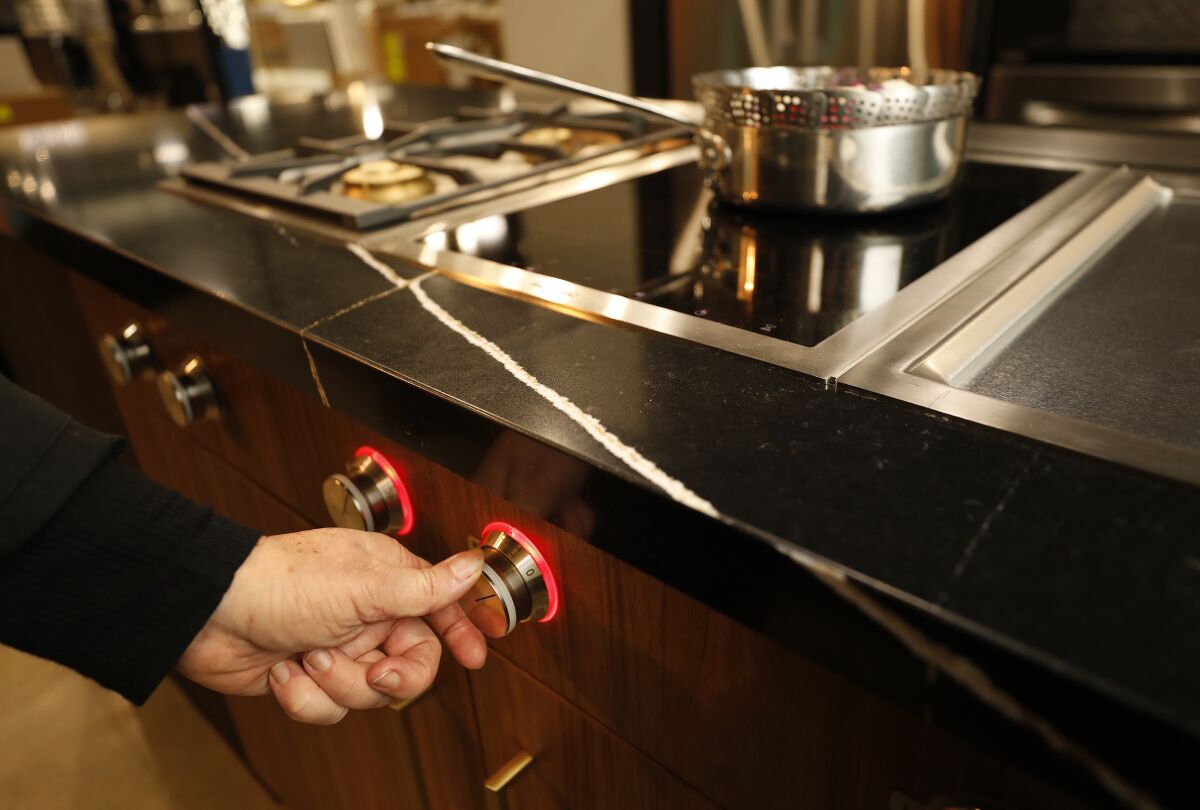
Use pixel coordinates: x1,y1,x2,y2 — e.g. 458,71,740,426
355,446,415,536
481,521,559,622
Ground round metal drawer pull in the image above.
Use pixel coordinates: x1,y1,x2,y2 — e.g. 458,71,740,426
156,356,220,426
98,321,157,384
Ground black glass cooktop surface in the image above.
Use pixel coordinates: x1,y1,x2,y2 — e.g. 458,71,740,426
430,161,1072,347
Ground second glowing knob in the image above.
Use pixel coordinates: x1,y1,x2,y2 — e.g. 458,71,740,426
322,447,414,536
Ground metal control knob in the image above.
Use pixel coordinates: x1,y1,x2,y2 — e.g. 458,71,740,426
98,322,157,384
156,356,220,426
467,522,558,637
322,448,413,536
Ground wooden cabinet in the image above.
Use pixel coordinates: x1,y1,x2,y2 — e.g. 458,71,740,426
469,655,722,810
67,272,319,519
0,239,124,435
39,269,1094,810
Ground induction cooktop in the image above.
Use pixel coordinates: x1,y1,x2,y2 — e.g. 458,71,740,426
370,148,1079,380
431,161,1069,347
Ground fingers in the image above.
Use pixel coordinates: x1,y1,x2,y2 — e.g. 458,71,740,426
300,647,392,711
268,659,348,726
335,620,395,661
381,550,487,669
364,618,443,700
363,549,485,620
426,601,488,669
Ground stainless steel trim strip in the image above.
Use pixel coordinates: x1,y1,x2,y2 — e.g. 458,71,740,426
849,377,1200,488
840,167,1140,394
840,169,1200,488
911,176,1171,384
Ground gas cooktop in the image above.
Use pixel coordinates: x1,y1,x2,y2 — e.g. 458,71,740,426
170,103,689,231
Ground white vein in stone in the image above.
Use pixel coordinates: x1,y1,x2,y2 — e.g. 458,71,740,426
347,243,410,287
347,245,718,518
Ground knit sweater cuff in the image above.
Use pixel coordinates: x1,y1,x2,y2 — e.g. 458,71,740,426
0,459,261,704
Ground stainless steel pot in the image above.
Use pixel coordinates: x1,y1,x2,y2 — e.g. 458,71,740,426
429,43,980,214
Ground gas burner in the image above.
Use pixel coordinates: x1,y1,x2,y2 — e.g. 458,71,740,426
341,160,435,204
514,127,625,159
168,103,689,231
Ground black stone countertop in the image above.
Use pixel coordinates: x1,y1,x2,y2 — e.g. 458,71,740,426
3,90,1199,806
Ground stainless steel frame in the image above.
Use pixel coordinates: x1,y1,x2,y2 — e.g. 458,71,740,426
840,170,1200,488
363,148,1111,381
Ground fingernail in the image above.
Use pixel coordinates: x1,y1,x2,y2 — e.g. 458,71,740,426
270,661,290,685
306,649,332,673
449,549,484,580
372,670,400,689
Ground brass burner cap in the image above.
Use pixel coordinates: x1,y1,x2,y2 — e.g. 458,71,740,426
342,159,434,204
343,159,426,187
517,127,576,147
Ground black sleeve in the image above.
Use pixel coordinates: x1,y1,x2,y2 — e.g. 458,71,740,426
0,372,119,560
0,374,261,703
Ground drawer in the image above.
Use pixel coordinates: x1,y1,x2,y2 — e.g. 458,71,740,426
469,654,722,810
68,272,313,518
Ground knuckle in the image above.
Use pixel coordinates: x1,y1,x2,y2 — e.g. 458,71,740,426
277,690,309,722
409,568,440,613
414,665,437,695
316,706,349,726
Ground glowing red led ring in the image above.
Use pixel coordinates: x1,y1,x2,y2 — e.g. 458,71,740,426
355,446,415,536
481,520,559,622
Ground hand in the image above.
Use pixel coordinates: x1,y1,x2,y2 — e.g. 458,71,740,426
177,528,486,725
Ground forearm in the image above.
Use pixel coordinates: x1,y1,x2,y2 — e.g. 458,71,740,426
0,372,118,559
0,456,260,703
0,373,260,703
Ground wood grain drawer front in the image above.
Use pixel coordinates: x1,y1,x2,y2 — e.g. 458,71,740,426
470,655,722,810
68,273,312,517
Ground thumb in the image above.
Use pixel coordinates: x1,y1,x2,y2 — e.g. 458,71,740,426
374,549,485,618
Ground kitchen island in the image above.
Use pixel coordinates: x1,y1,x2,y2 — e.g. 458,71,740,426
2,88,1198,809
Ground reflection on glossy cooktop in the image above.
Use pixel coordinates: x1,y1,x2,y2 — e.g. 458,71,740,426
429,161,1072,347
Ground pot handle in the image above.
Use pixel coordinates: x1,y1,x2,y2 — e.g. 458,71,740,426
428,43,730,178
428,42,700,131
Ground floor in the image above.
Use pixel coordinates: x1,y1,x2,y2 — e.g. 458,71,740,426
0,645,276,809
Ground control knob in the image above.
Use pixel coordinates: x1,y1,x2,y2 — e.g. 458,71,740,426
98,321,157,384
156,356,221,426
323,448,413,536
467,522,558,637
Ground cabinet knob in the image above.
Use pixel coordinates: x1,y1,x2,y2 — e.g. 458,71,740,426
322,447,413,536
467,522,558,637
156,356,220,426
98,321,156,384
